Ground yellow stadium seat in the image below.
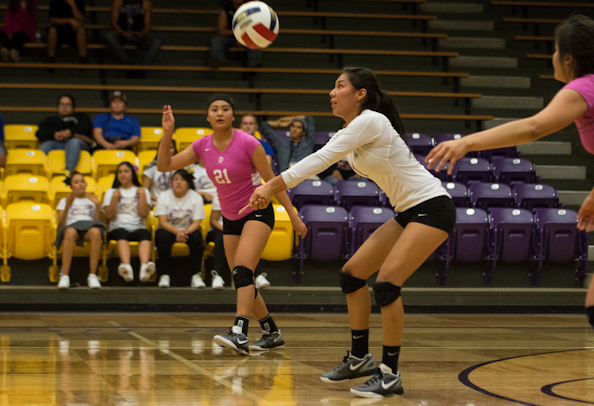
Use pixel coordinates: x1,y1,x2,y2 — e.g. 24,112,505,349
0,206,6,281
139,127,164,152
254,130,262,140
137,150,157,178
4,202,58,281
3,174,50,206
4,125,38,149
96,174,116,202
261,204,295,261
175,127,212,152
47,150,92,177
5,149,48,177
91,150,137,180
50,176,97,208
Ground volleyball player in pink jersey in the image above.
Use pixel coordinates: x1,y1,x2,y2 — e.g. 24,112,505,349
426,15,594,330
157,94,307,355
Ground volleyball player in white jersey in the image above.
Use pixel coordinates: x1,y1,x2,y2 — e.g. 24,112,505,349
242,67,456,398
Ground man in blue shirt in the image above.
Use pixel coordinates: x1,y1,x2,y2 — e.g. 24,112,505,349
240,113,274,168
93,90,141,150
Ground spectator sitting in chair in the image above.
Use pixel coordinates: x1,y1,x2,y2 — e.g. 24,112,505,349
240,113,274,168
93,91,141,151
47,0,87,66
1,0,37,63
36,93,94,175
259,115,316,173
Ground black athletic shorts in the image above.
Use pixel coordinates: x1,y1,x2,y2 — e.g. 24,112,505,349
223,204,275,235
107,228,151,242
395,195,456,234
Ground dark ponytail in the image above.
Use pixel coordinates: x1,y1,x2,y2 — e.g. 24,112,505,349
342,66,408,146
555,15,594,79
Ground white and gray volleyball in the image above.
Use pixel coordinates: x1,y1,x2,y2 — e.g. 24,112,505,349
232,1,279,50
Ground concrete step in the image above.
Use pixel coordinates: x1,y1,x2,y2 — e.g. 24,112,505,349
450,56,517,68
440,37,506,49
559,191,589,206
536,165,587,180
429,20,494,31
484,117,519,129
462,75,530,88
517,141,572,155
473,96,544,110
420,2,484,14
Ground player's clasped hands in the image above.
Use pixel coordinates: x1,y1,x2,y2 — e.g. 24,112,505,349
239,184,274,215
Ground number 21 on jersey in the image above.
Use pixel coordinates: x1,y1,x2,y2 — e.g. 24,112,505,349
213,169,231,184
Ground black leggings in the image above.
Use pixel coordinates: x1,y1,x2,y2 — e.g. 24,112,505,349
0,31,29,51
155,229,204,277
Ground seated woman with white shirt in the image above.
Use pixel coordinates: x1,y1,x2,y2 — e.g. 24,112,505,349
55,171,106,290
103,161,155,283
142,139,177,205
154,169,205,288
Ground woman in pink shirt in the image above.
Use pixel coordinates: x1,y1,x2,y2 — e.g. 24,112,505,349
157,94,307,355
426,15,594,329
1,0,36,62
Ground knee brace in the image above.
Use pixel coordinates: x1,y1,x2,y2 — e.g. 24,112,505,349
372,282,402,307
339,268,367,294
232,266,254,289
587,306,594,329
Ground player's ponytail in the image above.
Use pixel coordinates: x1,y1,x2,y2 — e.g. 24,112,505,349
342,66,408,146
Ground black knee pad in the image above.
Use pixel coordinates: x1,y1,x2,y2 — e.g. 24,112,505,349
372,282,402,307
232,266,254,289
339,268,367,294
587,306,594,329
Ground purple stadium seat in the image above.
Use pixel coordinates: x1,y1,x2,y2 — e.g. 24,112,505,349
378,188,391,208
452,207,489,263
469,182,514,209
452,157,492,185
480,146,519,161
407,132,433,155
492,158,537,185
442,182,470,207
288,180,335,210
416,154,449,181
433,133,464,145
274,129,290,139
533,208,588,285
487,208,537,284
314,131,335,151
348,206,394,257
513,183,559,210
334,180,380,211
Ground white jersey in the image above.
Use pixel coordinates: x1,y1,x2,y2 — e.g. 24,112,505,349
57,197,97,225
281,109,450,212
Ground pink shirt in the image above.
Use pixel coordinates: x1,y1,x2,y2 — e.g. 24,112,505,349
3,1,37,42
563,74,594,154
192,129,261,220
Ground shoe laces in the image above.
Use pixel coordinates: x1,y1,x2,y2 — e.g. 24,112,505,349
365,369,384,386
331,351,352,372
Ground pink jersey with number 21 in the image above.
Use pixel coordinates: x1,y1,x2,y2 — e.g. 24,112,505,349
192,129,261,220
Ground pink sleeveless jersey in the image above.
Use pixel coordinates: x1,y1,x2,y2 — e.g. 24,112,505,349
563,74,594,154
192,129,261,220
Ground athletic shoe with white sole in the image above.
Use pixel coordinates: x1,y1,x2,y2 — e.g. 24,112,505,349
87,273,101,289
118,263,134,282
214,325,250,355
255,272,271,289
139,262,156,282
350,364,404,398
321,351,377,383
57,275,70,289
158,274,170,288
211,270,225,290
249,330,285,351
191,272,206,288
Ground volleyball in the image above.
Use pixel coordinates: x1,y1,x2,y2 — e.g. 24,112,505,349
232,1,279,50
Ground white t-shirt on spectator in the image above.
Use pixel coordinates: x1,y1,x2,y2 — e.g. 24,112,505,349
143,164,174,202
155,189,205,230
192,163,217,196
57,197,96,226
102,186,151,232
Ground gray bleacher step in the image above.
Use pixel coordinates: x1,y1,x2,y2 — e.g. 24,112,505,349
462,75,530,88
558,191,589,206
484,117,518,129
440,37,506,49
472,96,544,110
450,56,517,68
420,2,484,14
536,165,587,180
429,20,494,31
517,141,571,155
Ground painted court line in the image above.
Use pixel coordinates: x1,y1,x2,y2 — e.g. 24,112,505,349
109,321,271,406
